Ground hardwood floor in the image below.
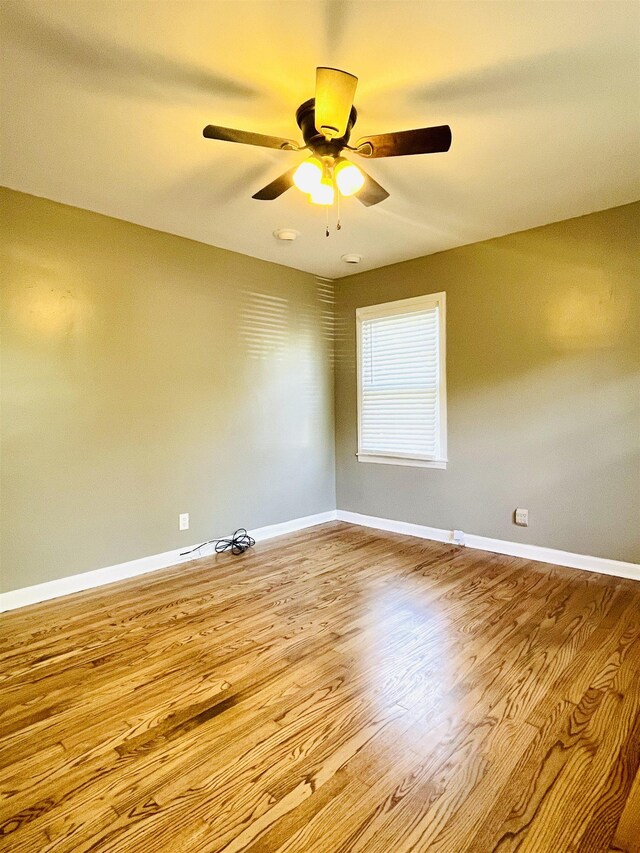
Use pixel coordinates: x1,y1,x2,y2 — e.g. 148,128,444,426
1,521,639,852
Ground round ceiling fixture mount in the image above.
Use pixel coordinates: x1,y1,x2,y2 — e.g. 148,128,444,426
273,228,300,242
341,253,362,264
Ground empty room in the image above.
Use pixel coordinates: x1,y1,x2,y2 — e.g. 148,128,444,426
1,1,639,850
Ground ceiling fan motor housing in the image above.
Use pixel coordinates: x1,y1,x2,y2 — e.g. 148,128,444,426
296,99,358,157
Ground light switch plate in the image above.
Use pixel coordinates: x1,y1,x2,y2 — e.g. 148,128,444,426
514,508,529,527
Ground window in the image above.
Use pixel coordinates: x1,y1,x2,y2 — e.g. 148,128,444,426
356,292,447,468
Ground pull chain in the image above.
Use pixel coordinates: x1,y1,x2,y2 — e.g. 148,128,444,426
337,192,341,231
325,205,329,237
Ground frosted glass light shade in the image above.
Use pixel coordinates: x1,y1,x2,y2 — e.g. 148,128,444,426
335,158,365,196
293,157,323,193
310,181,335,205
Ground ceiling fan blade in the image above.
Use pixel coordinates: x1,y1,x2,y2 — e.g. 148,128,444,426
315,67,358,140
354,167,390,207
354,125,452,158
203,125,299,151
252,167,298,200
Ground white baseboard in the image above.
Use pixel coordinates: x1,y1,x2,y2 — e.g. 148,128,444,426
0,510,338,613
336,510,453,544
336,510,640,582
3,507,636,612
251,510,337,542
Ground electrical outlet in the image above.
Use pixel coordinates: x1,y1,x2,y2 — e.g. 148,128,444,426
514,508,529,527
179,513,189,531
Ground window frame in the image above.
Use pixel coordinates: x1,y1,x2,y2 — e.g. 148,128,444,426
356,291,447,469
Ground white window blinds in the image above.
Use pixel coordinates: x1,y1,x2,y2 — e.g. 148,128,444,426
357,293,447,467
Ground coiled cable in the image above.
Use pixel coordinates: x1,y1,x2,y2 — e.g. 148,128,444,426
181,528,255,558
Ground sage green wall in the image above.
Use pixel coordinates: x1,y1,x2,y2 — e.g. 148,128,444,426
1,188,335,593
335,202,640,563
2,191,638,595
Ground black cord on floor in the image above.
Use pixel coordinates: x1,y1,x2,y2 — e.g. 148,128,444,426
180,528,255,558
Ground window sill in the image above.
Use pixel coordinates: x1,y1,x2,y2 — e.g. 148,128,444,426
357,453,448,470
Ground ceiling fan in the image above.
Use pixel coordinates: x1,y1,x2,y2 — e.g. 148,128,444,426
202,67,452,207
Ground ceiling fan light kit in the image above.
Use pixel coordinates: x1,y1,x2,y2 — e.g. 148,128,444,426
202,66,452,228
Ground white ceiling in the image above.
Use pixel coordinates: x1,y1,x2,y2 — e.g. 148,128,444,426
2,0,639,279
